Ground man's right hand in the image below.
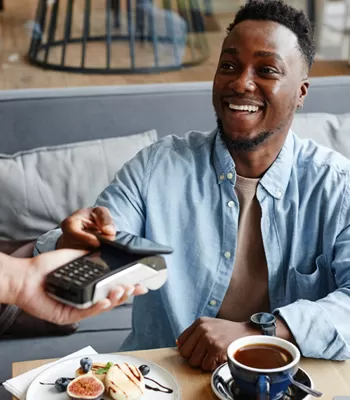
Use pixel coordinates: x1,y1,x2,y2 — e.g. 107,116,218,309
57,206,116,250
56,207,148,300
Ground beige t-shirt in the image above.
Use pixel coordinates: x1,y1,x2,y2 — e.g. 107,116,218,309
218,174,270,321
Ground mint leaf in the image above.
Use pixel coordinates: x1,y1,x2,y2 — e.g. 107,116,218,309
96,362,113,375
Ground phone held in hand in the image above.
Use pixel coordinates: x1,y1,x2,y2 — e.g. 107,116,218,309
45,232,173,309
96,231,174,255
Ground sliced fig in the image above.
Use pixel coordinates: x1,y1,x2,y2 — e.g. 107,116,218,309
67,372,105,400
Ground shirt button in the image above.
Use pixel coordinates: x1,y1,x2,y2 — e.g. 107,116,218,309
209,299,217,307
227,172,233,180
219,174,225,181
224,251,231,259
275,190,282,198
227,201,235,208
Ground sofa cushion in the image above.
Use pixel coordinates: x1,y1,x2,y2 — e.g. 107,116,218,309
292,113,350,158
0,130,157,240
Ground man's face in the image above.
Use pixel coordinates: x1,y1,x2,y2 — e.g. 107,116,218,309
213,19,309,151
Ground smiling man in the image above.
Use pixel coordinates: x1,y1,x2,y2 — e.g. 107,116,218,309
36,0,350,371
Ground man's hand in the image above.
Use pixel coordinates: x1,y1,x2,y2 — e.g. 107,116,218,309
10,249,147,325
57,206,116,249
177,317,259,371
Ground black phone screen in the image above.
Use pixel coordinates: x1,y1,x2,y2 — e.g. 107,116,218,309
85,247,141,272
97,231,173,255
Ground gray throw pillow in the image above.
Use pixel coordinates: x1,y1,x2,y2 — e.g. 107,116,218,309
292,113,350,159
0,130,157,240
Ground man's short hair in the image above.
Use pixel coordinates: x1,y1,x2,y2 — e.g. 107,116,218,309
227,0,316,71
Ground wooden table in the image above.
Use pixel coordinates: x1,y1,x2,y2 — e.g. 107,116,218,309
12,347,350,399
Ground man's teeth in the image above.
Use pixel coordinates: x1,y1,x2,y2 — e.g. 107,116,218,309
229,104,260,112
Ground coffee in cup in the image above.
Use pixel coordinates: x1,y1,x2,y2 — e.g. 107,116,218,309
227,335,300,400
234,343,294,369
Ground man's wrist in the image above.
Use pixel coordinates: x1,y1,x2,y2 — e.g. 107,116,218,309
56,234,65,249
275,316,296,344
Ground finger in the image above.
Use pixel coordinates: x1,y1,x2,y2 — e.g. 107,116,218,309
188,339,208,368
35,249,88,274
62,218,100,248
133,284,149,296
90,207,116,235
121,284,136,298
107,284,134,307
177,321,198,347
201,351,220,372
108,287,126,305
178,326,204,359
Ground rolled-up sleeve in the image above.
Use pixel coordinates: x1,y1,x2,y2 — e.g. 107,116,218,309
34,228,63,255
275,173,350,360
275,294,350,360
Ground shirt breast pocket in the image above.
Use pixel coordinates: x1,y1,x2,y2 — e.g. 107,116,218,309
291,254,336,301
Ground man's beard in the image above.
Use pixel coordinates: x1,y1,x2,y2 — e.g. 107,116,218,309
217,118,273,152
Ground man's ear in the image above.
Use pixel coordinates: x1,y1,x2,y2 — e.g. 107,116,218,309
297,80,309,108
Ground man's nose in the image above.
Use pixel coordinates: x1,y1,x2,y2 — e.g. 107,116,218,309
228,71,256,93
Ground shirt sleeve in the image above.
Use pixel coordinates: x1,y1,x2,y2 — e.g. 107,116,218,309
274,173,350,361
34,143,156,255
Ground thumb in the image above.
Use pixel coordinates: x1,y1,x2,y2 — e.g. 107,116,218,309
91,207,116,235
102,224,117,235
34,249,88,274
62,298,113,324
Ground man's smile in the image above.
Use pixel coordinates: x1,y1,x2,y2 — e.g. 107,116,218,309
222,99,265,123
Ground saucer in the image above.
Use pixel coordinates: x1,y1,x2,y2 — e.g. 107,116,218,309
211,363,313,400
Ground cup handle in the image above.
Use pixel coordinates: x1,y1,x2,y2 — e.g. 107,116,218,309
256,375,271,400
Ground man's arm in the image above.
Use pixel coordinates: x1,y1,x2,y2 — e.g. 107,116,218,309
275,176,350,360
274,270,350,360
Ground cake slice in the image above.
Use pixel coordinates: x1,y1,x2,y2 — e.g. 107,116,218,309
105,363,146,400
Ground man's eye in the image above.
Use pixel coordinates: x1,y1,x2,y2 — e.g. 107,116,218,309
260,67,277,74
220,63,235,70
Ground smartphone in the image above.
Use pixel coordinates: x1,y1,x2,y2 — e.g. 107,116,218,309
45,233,173,309
96,231,174,255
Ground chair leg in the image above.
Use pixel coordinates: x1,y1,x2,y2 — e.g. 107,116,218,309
112,0,120,28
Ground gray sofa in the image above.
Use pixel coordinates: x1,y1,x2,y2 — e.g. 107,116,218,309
1,77,350,399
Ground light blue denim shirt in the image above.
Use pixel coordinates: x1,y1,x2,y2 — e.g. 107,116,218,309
36,129,350,360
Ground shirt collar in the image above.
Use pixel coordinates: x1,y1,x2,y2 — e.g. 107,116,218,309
259,131,295,200
213,129,295,199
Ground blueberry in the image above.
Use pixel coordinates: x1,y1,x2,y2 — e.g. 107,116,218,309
139,364,150,376
80,357,93,373
55,377,71,392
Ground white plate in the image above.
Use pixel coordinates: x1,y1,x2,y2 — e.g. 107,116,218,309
26,353,180,400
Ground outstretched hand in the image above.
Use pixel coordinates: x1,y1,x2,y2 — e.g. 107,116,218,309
10,249,147,325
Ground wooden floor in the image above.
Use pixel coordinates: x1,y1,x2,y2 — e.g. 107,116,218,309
0,0,349,90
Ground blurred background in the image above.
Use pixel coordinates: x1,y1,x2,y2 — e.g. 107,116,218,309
0,0,349,90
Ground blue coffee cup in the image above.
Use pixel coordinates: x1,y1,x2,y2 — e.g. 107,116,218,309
227,335,300,400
